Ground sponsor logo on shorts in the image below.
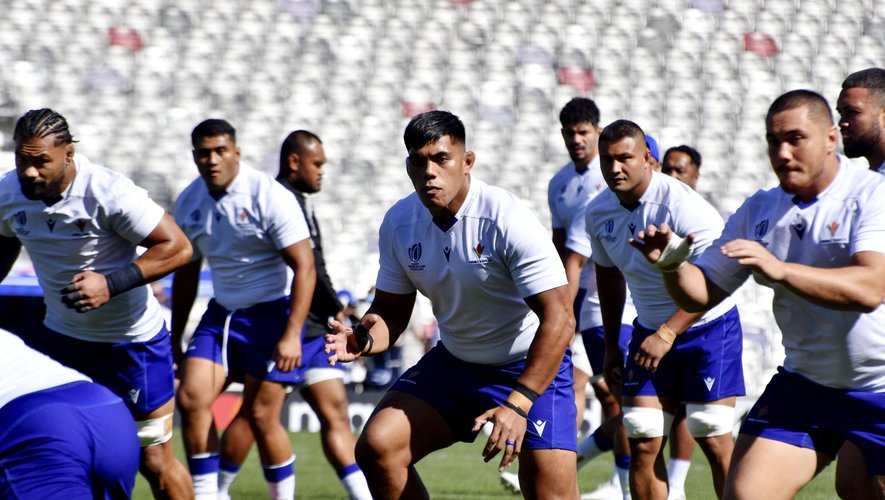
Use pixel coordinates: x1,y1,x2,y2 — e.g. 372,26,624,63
703,377,715,391
129,388,141,404
533,419,547,437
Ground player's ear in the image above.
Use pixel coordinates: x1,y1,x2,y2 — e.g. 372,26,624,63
64,143,75,162
463,150,475,172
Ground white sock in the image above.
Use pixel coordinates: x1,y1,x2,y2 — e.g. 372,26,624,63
265,455,296,500
341,469,372,500
192,473,218,500
617,464,630,500
217,469,239,500
668,457,691,491
576,435,606,469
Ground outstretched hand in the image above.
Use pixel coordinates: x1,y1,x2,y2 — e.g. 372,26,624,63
629,223,696,269
324,318,373,365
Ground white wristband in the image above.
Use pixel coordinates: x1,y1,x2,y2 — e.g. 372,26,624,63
655,232,692,271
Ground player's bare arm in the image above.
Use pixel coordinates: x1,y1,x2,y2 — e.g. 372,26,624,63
325,289,416,365
596,263,628,399
276,238,316,372
472,284,574,471
170,258,202,370
723,241,885,312
61,213,193,313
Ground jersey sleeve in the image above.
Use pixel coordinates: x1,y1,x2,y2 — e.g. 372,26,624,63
564,202,592,258
694,200,754,294
852,181,885,255
105,176,166,244
374,211,417,295
264,180,309,250
547,177,565,230
502,199,567,298
586,207,615,268
171,190,203,261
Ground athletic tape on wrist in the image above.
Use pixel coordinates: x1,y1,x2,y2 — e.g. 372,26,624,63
655,324,677,344
655,232,692,272
513,382,540,403
104,263,145,297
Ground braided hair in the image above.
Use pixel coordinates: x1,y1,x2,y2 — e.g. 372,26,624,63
13,108,76,145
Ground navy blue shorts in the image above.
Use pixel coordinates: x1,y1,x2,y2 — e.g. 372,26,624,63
186,298,308,384
581,324,633,376
389,342,577,451
740,368,885,474
0,381,139,499
622,307,745,402
22,325,175,415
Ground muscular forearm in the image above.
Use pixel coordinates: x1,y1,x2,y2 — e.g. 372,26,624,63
519,309,574,394
170,260,200,349
779,261,885,312
662,263,720,312
286,265,316,337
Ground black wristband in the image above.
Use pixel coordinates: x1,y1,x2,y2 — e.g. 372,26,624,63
502,400,528,419
353,323,374,355
513,382,540,403
104,263,145,297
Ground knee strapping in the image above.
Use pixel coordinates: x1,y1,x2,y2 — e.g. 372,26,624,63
685,403,735,437
138,413,174,447
621,407,674,438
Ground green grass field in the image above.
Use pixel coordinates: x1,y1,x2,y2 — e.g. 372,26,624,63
134,430,838,499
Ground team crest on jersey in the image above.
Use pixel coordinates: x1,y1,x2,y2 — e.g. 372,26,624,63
407,243,425,271
826,221,840,237
469,241,489,265
600,218,617,242
13,211,28,235
71,218,91,236
237,208,250,225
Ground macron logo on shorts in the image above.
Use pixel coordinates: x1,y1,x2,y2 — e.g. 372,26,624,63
532,419,547,437
704,377,715,391
129,388,141,404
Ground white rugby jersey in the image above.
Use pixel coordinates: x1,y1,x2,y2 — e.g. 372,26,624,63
173,164,309,311
586,171,735,328
547,158,605,231
696,159,885,391
376,177,567,365
0,154,166,342
565,195,637,330
0,328,90,409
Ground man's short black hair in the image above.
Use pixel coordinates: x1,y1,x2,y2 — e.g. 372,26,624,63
191,119,236,147
842,67,885,107
767,90,833,127
599,119,645,146
663,145,702,170
278,130,322,177
403,110,466,151
559,97,600,127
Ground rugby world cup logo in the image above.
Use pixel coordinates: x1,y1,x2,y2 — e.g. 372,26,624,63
600,218,617,241
754,219,769,240
409,242,422,262
408,243,425,271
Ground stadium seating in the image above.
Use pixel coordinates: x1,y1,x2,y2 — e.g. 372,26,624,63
1,0,882,393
